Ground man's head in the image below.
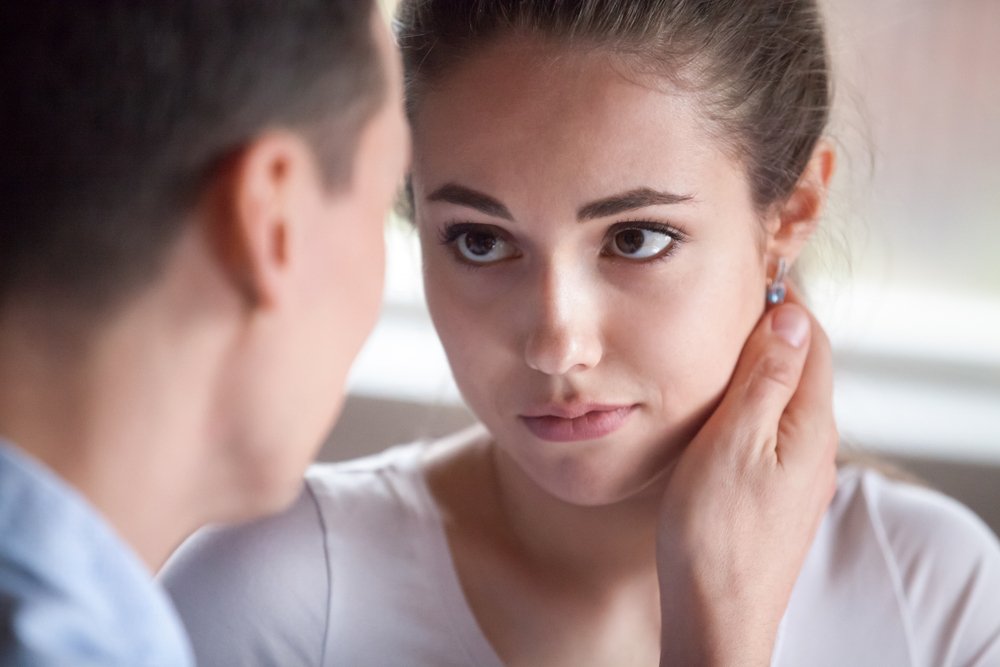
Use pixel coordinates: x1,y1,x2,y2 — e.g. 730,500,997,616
2,0,386,316
0,1,409,524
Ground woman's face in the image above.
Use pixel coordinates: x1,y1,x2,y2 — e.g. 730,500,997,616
413,37,771,506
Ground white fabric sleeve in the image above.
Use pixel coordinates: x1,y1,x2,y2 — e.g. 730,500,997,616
866,472,1000,666
159,485,329,667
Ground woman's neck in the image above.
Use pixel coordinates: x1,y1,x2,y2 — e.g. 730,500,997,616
489,441,669,587
427,430,672,584
425,429,669,664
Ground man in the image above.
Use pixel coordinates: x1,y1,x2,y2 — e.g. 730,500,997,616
0,1,408,664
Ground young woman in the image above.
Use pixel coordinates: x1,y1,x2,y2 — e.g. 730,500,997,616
163,1,1000,665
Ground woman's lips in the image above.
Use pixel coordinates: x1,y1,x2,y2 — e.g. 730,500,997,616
519,405,636,442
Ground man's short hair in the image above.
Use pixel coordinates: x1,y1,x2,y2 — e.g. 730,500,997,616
0,0,384,317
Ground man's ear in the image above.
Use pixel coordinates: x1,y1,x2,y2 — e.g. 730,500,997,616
206,132,317,310
765,139,836,264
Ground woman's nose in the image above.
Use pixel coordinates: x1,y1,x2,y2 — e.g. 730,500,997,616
522,270,603,376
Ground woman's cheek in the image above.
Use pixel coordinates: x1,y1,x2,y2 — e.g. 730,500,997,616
632,273,753,411
426,272,502,382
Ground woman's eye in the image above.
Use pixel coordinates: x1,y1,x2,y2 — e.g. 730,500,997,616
453,229,517,264
606,227,675,260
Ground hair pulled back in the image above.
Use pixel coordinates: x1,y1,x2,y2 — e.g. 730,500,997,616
395,0,831,213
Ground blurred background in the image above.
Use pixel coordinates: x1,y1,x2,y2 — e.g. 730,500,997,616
325,0,1000,533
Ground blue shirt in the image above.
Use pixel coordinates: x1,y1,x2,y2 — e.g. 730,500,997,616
0,440,193,666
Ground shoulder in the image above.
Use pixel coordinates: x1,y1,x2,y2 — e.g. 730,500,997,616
833,465,1000,577
162,440,431,600
306,439,429,509
828,465,1000,664
1,444,192,666
300,439,450,577
301,432,494,665
161,485,329,667
160,440,440,666
305,432,482,533
163,481,328,593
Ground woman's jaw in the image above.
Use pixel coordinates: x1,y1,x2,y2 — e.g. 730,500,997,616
463,380,722,508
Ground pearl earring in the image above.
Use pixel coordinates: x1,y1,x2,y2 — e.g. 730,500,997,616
766,258,788,306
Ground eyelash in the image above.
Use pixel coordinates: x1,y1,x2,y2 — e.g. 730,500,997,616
438,221,504,246
603,220,688,263
435,222,509,271
437,220,688,267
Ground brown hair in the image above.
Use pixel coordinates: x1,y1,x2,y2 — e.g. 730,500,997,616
395,0,831,214
1,0,384,319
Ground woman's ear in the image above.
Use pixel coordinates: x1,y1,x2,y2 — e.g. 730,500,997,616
765,139,836,264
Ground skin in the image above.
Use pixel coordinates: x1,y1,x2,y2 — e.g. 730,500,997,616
656,288,837,666
0,12,410,572
414,35,835,666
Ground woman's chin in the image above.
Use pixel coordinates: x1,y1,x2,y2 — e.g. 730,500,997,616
515,446,680,508
485,408,697,507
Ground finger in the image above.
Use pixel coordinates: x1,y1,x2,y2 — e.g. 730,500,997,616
776,305,836,467
713,302,812,451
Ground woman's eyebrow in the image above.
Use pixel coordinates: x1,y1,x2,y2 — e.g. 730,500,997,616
425,184,694,222
577,187,695,221
426,183,514,221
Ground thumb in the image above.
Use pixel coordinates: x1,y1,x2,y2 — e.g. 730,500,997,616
713,304,812,450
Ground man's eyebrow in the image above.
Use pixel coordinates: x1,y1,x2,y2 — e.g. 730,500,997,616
577,187,695,221
426,183,514,221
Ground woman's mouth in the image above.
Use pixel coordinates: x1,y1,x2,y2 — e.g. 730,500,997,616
519,404,637,442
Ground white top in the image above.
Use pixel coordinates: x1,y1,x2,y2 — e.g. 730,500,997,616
162,435,1000,667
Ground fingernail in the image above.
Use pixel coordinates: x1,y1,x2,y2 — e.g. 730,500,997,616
772,306,810,348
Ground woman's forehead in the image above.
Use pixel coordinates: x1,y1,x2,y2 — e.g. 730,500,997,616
409,36,737,198
417,105,744,225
